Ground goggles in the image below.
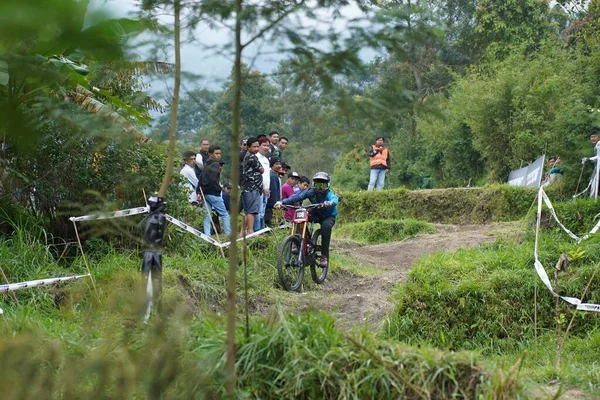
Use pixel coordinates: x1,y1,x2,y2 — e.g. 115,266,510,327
314,181,328,190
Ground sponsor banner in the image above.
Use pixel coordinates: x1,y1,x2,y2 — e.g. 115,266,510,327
70,206,149,222
508,155,545,187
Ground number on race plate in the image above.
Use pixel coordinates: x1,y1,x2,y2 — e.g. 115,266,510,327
295,210,306,219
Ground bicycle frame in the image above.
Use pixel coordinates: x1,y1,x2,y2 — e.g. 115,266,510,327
285,204,320,258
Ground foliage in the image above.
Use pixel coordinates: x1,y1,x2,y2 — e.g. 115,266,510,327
0,221,525,398
385,226,600,354
336,185,551,225
336,218,435,245
152,88,219,143
445,40,595,183
474,0,553,60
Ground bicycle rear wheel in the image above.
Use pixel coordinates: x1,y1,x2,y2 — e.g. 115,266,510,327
310,229,328,284
277,235,304,292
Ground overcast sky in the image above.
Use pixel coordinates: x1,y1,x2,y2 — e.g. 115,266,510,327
89,0,378,104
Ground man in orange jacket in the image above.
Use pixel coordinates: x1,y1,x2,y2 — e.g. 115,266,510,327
367,136,390,191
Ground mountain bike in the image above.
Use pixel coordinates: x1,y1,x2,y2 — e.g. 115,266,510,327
276,204,328,292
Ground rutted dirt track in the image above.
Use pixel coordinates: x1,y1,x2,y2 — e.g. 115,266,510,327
291,223,514,328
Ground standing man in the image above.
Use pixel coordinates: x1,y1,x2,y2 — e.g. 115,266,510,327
180,151,199,204
268,131,282,159
255,136,271,231
281,171,299,221
222,182,232,213
200,145,231,237
195,139,210,189
278,136,289,161
367,136,391,191
265,157,283,227
582,128,600,199
241,137,264,236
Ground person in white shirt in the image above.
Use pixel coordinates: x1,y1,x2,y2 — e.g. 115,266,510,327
180,151,199,204
582,128,600,200
255,136,271,230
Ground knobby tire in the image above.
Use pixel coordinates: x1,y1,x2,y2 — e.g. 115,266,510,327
277,235,304,292
310,229,328,284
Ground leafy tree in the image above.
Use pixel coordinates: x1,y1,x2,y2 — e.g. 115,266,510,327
152,88,219,142
474,0,553,60
211,64,279,139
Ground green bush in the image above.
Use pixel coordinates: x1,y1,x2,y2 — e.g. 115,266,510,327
385,233,600,353
337,185,554,224
336,218,435,244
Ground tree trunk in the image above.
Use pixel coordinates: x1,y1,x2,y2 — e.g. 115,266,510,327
158,0,181,198
226,0,243,396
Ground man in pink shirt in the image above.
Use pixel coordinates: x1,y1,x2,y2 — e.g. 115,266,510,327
281,171,299,221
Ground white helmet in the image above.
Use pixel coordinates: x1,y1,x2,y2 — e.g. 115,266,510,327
312,171,330,192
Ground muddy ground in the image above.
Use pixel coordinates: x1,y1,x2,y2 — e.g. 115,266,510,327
280,223,519,329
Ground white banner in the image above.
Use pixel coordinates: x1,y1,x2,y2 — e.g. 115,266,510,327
535,187,600,312
70,206,149,222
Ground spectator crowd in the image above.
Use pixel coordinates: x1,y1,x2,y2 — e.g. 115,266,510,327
179,131,311,237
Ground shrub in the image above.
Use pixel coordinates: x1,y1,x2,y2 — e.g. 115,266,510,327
385,233,600,353
336,218,435,244
337,185,552,224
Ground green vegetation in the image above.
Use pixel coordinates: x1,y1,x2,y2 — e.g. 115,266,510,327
337,185,548,224
0,223,524,399
5,0,600,397
336,218,435,245
384,211,600,396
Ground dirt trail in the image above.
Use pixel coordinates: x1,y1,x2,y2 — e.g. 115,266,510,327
292,223,515,328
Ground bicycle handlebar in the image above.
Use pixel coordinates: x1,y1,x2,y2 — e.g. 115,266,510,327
279,203,324,209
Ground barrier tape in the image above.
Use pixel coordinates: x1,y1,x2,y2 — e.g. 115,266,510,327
165,214,220,246
219,227,272,248
535,187,600,312
71,206,274,249
70,206,149,222
540,190,581,242
0,274,91,313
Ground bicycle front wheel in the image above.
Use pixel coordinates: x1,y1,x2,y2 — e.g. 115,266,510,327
310,229,328,284
276,235,304,292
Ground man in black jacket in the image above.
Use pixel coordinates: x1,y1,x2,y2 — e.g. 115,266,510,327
200,145,231,237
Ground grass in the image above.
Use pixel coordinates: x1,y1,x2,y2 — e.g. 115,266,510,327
0,226,526,398
5,195,600,397
383,219,600,397
335,218,435,245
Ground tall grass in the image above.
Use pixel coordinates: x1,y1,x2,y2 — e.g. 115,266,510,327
385,232,600,353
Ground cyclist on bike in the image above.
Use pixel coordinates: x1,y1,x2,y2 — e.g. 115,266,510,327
276,171,338,268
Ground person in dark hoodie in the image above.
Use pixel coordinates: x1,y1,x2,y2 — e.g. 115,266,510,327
200,145,231,237
265,157,282,227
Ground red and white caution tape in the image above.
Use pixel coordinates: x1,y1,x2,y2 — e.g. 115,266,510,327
166,214,272,248
70,206,149,222
219,227,272,248
535,187,600,312
71,206,274,249
165,214,221,246
0,274,91,293
0,274,91,314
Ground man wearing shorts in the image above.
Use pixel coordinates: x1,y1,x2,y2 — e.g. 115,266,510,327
241,137,264,236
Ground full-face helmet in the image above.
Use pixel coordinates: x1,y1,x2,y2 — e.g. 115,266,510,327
312,171,331,193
